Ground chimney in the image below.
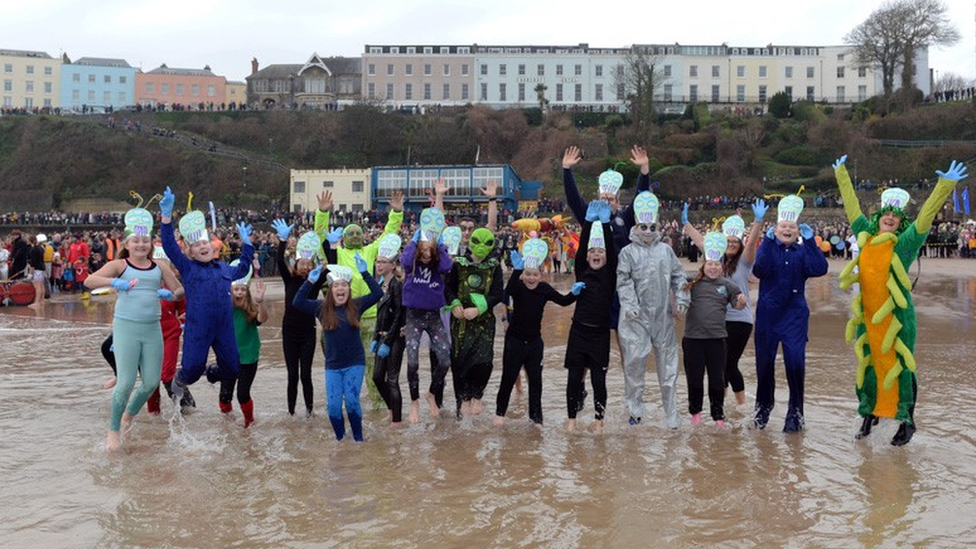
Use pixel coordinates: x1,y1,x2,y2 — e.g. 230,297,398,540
251,57,259,75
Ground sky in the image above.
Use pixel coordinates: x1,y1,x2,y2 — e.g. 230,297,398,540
3,0,974,83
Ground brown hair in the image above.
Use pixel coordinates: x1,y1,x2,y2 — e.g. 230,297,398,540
319,286,360,331
687,264,706,292
412,241,439,272
234,285,261,324
723,237,744,277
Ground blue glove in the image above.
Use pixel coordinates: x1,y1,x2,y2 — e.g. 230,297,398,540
832,155,848,170
799,223,814,240
751,198,768,221
571,282,585,296
936,160,969,182
111,278,133,292
509,250,524,270
157,288,174,301
327,227,344,245
354,252,368,273
681,203,689,226
308,265,323,283
369,340,378,354
766,226,775,240
585,201,601,222
412,229,422,243
159,186,175,217
597,201,611,224
237,222,252,242
271,219,293,240
377,343,391,358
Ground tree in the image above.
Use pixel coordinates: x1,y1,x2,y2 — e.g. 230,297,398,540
934,71,973,94
534,83,549,113
616,46,667,139
846,0,960,97
768,91,792,119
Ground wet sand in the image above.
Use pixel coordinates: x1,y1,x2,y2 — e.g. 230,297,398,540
1,257,975,548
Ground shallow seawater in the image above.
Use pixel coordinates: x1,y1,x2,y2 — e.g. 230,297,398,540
1,269,975,549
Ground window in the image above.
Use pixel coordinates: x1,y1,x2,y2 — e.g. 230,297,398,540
2,80,10,92
689,65,698,77
537,64,545,76
443,64,450,76
616,82,625,101
461,83,469,100
499,64,507,76
368,64,375,76
352,180,364,192
87,90,94,102
176,84,184,96
517,83,525,101
405,83,412,100
574,64,582,76
596,65,603,77
72,73,80,82
104,75,111,83
858,67,867,78
323,181,334,188
146,83,155,94
837,66,845,78
518,64,525,76
663,84,673,102
390,47,399,54
423,47,432,54
712,65,720,78
806,86,815,101
3,64,12,73
367,82,375,98
423,83,430,100
574,83,581,101
737,65,745,78
88,74,95,83
461,64,469,76
43,98,51,107
836,86,845,102
294,181,306,193
405,64,413,76
369,47,382,53
2,96,10,107
736,85,745,102
191,84,199,96
664,65,672,77
711,85,720,102
759,66,767,78
807,66,815,78
785,86,793,99
480,83,487,101
556,65,563,76
424,64,431,76
376,170,406,198
25,81,34,93
406,47,415,54
785,66,793,78
759,85,767,102
480,64,487,76
71,89,79,101
120,76,126,84
387,64,394,76
689,84,698,102
556,83,563,101
595,83,603,101
440,47,449,54
161,83,169,95
386,83,393,98
44,82,51,93
837,53,845,61
458,47,470,54
26,65,34,74
103,91,111,104
443,83,450,100
499,83,506,101
207,85,215,97
858,85,867,101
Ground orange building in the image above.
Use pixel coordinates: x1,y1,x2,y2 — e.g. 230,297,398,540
134,64,226,109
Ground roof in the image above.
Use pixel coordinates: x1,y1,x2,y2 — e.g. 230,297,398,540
74,57,133,68
0,49,53,59
147,64,218,77
248,64,303,80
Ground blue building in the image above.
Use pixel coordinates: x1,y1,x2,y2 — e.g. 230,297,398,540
60,57,136,112
372,164,525,213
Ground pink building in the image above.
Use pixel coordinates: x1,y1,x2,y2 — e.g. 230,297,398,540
134,64,227,108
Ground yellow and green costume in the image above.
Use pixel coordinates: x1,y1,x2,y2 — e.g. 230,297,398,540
835,164,957,424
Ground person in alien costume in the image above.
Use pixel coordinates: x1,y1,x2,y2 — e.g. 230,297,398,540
315,191,404,409
445,227,504,418
616,190,689,428
834,155,968,446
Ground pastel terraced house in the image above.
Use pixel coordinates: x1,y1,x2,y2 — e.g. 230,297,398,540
60,56,137,113
1,49,61,110
134,64,226,109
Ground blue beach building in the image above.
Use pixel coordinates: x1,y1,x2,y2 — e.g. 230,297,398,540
60,57,137,113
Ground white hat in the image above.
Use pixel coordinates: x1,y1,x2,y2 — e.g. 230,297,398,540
326,264,354,285
588,221,606,250
722,216,745,239
229,259,253,286
633,191,660,225
419,207,446,242
296,231,321,261
703,231,728,262
777,195,804,223
598,169,624,195
441,226,462,255
881,188,910,210
178,210,209,243
36,233,47,243
377,233,402,260
521,238,548,269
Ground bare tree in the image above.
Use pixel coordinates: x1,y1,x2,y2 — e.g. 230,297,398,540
934,71,973,93
897,0,960,90
616,46,667,138
845,3,905,97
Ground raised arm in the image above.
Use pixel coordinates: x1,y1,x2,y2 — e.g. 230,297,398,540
562,146,586,223
433,178,446,212
917,160,968,235
313,190,333,256
743,198,768,266
483,180,498,232
832,155,863,224
681,203,705,251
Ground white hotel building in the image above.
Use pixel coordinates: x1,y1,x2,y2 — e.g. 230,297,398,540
362,43,929,112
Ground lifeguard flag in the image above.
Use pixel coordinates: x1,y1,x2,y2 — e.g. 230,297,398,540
963,187,971,216
953,188,961,213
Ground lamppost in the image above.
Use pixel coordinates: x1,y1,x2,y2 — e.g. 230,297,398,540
242,166,248,191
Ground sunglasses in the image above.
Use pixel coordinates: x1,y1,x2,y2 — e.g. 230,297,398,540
637,223,657,232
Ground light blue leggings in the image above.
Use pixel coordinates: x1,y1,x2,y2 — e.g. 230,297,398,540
325,365,365,441
110,318,163,431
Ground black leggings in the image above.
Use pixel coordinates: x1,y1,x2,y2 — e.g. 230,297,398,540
496,334,544,424
725,321,752,393
683,337,726,420
220,362,258,404
283,329,316,414
102,334,117,374
373,337,406,422
566,366,607,420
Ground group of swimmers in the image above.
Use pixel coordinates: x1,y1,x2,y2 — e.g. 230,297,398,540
88,149,968,451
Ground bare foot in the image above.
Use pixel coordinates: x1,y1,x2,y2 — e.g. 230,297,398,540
409,401,420,424
566,419,577,432
120,413,134,442
391,421,403,429
588,420,604,433
459,399,471,417
492,415,505,427
471,399,484,415
103,376,118,390
386,410,393,422
425,392,440,418
735,391,746,406
106,430,121,452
